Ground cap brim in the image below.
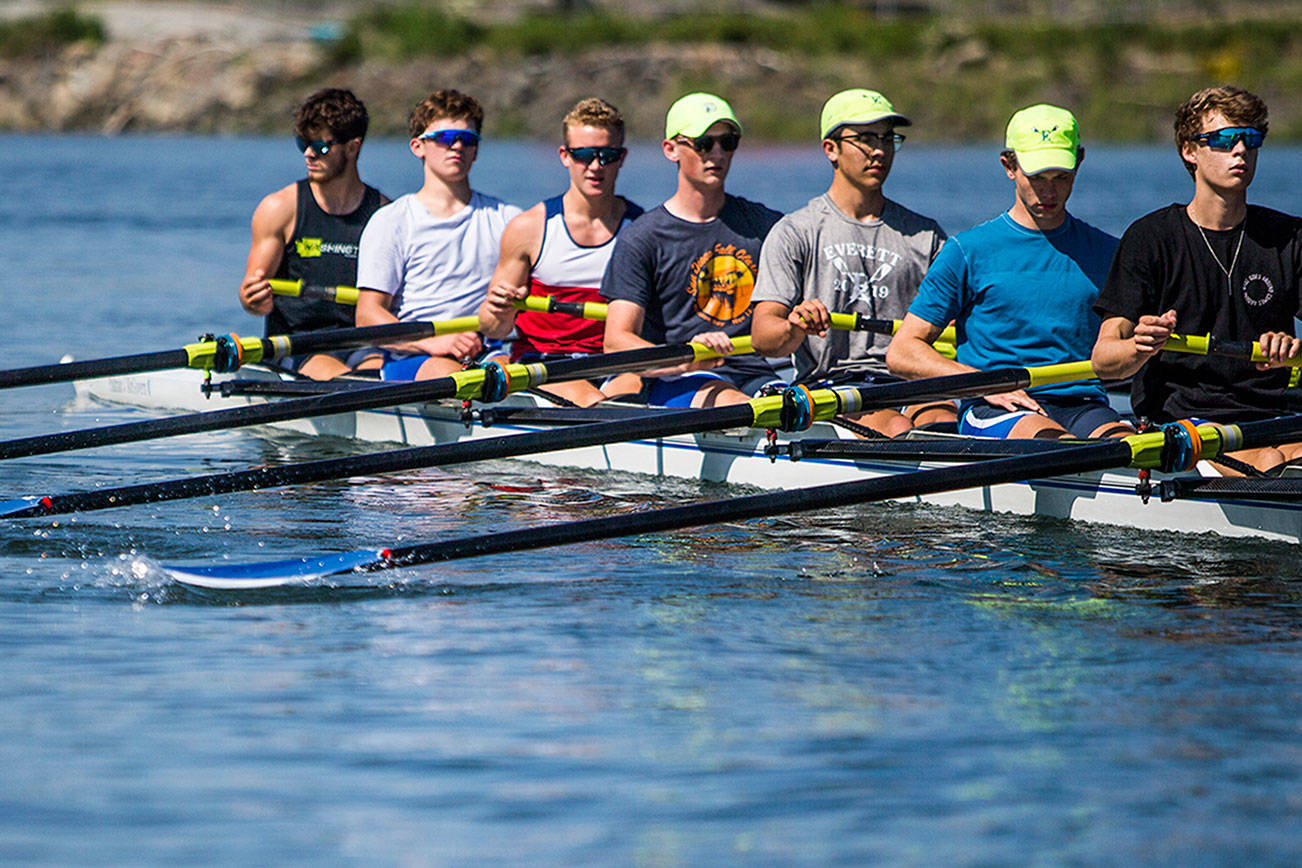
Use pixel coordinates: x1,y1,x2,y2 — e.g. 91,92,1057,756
1014,148,1078,174
672,117,742,138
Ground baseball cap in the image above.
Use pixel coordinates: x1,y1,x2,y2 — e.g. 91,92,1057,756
820,89,911,140
1005,104,1081,174
665,93,742,139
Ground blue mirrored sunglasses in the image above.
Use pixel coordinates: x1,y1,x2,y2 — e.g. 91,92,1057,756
563,146,627,166
1194,127,1265,151
296,137,339,157
419,129,481,147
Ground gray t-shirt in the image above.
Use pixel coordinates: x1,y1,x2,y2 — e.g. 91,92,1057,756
751,194,945,381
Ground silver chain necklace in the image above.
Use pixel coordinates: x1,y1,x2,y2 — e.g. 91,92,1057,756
1196,222,1245,294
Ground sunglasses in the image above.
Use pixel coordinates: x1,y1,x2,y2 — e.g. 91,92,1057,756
1194,127,1265,151
418,129,482,147
296,137,339,157
832,131,906,151
563,146,627,166
675,132,741,153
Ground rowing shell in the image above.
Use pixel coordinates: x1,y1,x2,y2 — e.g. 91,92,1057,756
72,365,1302,543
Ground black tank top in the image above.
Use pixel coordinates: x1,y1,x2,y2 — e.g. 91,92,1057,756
268,179,385,335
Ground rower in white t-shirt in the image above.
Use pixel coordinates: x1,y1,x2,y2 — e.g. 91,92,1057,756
356,88,520,381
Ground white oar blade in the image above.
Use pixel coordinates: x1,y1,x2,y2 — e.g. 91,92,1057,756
162,550,385,590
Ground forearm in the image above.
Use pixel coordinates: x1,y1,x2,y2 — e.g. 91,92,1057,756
750,311,804,358
1090,334,1148,381
886,336,974,380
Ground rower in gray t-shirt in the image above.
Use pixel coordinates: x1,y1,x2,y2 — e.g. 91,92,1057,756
752,193,945,382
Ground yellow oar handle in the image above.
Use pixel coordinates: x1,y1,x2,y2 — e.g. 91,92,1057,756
514,296,609,321
827,312,957,344
1025,360,1099,386
689,336,753,361
268,279,360,306
1164,333,1302,367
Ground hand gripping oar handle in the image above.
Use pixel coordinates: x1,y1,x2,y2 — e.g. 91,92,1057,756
1,358,1093,519
0,338,752,461
160,415,1291,588
1163,333,1302,367
0,317,481,390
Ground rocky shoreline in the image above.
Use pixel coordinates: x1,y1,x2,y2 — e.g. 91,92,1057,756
3,1,1299,140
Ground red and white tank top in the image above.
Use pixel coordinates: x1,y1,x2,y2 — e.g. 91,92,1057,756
513,195,643,359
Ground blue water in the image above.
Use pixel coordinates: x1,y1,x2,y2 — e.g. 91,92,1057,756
3,134,1302,864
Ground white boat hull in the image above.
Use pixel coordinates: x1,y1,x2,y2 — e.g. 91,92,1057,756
72,367,1302,543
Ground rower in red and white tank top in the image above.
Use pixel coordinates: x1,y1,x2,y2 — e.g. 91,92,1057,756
511,194,643,361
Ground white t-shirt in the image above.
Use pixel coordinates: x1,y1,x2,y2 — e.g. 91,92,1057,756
357,191,521,322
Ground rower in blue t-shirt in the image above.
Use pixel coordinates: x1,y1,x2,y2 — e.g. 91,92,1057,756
886,104,1133,440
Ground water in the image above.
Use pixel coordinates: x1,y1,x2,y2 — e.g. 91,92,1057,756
3,134,1302,864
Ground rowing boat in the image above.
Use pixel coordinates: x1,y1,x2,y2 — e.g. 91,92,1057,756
71,364,1302,543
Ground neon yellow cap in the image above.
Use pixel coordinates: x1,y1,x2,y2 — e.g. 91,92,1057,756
820,89,911,140
1005,104,1081,174
665,92,742,139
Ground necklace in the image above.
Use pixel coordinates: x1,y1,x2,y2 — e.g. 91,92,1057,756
1196,222,1245,294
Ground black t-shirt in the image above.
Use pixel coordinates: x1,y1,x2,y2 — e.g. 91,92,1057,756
268,180,386,336
1095,203,1302,422
601,195,783,385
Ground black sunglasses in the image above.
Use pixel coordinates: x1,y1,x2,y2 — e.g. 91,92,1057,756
296,137,340,157
418,129,482,148
676,132,741,154
563,146,627,166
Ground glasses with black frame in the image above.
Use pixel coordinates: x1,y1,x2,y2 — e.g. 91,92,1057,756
418,129,482,148
1193,127,1265,151
830,130,906,151
674,132,741,154
295,137,341,157
562,146,627,166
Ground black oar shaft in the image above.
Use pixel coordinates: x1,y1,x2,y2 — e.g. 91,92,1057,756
7,404,747,518
0,343,712,461
386,442,1131,567
0,349,188,389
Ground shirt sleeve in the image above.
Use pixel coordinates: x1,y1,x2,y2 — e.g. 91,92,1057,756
601,224,655,308
1093,222,1153,323
750,217,805,308
907,235,967,328
356,203,403,296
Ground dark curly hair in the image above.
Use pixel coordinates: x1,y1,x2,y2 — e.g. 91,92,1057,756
294,88,369,143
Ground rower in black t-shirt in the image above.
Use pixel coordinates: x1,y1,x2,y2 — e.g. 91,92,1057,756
1093,85,1302,474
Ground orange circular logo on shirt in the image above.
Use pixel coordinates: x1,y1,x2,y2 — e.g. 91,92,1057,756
688,243,757,326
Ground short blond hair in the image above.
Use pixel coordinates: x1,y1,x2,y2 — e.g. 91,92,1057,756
562,97,625,145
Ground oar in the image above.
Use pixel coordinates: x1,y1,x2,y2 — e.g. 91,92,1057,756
268,282,945,343
0,361,1096,518
0,317,479,390
1162,333,1302,367
160,415,1286,589
0,339,754,461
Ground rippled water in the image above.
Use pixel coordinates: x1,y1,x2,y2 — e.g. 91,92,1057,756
2,134,1301,863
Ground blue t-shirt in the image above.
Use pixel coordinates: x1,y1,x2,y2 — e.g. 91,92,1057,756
908,211,1118,399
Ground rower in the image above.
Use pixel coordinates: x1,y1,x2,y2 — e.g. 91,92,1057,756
887,104,1133,440
601,92,785,408
1092,85,1302,474
238,88,389,380
475,98,644,407
355,89,521,381
749,88,954,437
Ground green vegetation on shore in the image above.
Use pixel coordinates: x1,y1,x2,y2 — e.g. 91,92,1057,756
329,3,1302,141
0,7,103,59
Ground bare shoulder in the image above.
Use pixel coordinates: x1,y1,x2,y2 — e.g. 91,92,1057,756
251,182,299,231
500,202,547,254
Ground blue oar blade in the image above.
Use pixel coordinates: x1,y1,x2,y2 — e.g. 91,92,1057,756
162,549,386,590
0,497,44,518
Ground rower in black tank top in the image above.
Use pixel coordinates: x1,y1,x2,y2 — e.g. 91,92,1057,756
267,180,385,336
